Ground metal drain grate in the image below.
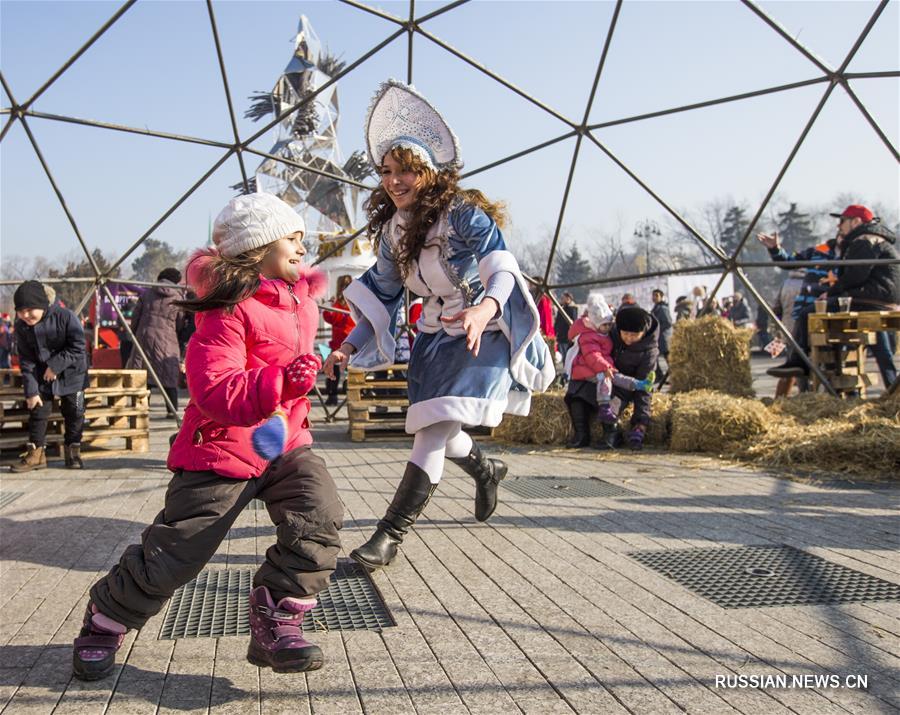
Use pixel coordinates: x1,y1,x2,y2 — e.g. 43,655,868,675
160,569,251,639
501,477,638,499
159,559,395,639
0,491,24,509
630,544,900,609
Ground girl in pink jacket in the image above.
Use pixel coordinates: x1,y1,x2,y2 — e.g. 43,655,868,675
73,194,341,680
564,295,652,447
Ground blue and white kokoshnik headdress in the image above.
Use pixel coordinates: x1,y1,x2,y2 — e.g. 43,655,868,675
365,79,462,172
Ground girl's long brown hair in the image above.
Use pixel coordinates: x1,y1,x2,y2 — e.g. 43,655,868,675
365,146,507,276
177,244,271,313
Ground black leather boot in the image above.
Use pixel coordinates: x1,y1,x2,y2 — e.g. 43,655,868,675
65,443,84,469
566,399,591,448
350,462,436,571
594,421,620,451
448,441,508,522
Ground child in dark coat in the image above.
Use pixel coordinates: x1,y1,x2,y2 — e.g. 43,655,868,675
599,306,659,451
564,296,653,448
11,280,89,471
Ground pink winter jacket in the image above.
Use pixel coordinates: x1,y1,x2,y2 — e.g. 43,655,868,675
567,317,614,381
167,251,327,479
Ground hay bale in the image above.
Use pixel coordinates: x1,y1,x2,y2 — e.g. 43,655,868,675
740,414,900,478
492,384,899,478
876,388,900,421
617,392,673,446
495,389,672,447
646,392,673,446
668,316,754,396
768,392,862,424
669,390,768,452
492,390,570,445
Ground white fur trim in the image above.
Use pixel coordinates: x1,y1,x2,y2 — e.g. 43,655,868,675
405,391,530,433
343,279,396,370
477,251,555,393
505,389,532,416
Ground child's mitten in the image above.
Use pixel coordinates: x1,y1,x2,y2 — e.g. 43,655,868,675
634,375,653,392
635,373,655,393
284,353,322,398
252,410,288,461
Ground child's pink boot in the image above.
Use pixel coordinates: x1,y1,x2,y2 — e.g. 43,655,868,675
72,603,127,681
246,586,323,673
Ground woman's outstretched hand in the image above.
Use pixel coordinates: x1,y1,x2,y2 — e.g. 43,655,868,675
440,299,498,357
323,345,353,379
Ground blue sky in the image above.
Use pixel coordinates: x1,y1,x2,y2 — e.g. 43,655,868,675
1,0,897,275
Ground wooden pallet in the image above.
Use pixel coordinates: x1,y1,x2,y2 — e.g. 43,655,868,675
808,310,900,336
806,311,897,397
347,365,409,442
0,369,150,463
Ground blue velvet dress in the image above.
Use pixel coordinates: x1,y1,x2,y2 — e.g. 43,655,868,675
343,200,554,433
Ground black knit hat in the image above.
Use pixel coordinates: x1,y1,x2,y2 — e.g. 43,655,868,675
615,306,652,334
157,267,182,284
13,280,50,312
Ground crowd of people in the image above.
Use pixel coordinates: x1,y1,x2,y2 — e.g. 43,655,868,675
3,268,195,473
761,204,899,390
1,76,897,687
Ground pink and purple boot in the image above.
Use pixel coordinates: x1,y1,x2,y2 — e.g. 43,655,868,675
72,603,127,681
246,586,323,673
597,403,617,424
627,425,647,451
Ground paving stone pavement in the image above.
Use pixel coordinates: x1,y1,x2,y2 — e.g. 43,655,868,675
1,399,898,714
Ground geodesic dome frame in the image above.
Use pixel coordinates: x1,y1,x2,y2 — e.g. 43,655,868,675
2,0,899,406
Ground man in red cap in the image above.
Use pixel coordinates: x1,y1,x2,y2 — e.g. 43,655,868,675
829,204,874,223
766,204,898,389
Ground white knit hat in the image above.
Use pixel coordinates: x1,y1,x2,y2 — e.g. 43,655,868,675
212,192,305,258
586,294,613,326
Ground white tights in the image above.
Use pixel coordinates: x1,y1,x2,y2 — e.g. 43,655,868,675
409,420,474,484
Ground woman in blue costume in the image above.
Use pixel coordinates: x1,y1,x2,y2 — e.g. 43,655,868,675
324,80,554,570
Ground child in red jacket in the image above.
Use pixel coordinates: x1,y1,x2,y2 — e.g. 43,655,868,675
564,295,652,448
73,193,340,680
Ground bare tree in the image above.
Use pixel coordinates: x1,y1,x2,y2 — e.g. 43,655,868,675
508,224,554,281
586,228,628,276
660,213,719,267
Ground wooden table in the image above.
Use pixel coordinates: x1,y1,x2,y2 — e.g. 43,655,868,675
807,310,900,397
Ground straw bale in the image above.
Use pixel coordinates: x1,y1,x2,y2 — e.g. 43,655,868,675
646,392,674,446
668,316,754,396
876,388,900,421
492,390,570,445
617,392,673,446
491,382,899,478
669,390,768,452
494,389,672,447
739,414,900,478
768,392,862,424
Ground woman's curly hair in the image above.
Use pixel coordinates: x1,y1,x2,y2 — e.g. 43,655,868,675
365,146,507,276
